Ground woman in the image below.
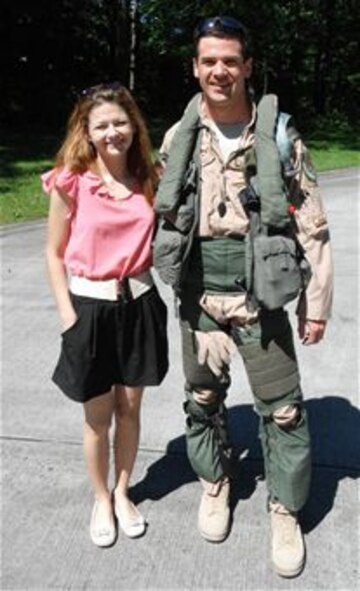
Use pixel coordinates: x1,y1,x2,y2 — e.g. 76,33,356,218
42,82,168,547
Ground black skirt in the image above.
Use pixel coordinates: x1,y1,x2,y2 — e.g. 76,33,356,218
52,286,169,403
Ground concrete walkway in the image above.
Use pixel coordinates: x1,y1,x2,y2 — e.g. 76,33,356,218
1,168,359,590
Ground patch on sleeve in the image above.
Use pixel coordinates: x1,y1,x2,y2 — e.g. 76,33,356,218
296,187,329,238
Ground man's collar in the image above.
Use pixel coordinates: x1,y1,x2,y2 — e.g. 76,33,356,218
199,96,257,131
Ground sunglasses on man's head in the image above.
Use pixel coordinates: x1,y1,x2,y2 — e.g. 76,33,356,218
194,16,247,39
80,81,123,98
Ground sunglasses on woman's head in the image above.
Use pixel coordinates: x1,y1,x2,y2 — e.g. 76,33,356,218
80,81,123,98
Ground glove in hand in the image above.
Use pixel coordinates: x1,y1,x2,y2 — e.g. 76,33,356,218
195,330,235,376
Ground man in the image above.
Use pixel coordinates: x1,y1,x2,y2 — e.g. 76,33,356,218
155,15,333,578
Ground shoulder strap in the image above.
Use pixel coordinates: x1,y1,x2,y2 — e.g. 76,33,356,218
155,94,202,216
255,94,290,230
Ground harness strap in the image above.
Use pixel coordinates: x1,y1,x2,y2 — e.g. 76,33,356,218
255,94,290,230
155,93,202,216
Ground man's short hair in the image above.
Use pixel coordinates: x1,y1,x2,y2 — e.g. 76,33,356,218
193,15,252,59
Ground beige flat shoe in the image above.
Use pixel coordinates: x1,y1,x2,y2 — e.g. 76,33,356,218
90,500,117,547
114,499,146,538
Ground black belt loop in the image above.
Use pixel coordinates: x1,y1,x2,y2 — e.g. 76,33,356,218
121,277,132,302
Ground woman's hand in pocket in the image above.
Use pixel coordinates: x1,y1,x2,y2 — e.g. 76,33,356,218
61,309,78,333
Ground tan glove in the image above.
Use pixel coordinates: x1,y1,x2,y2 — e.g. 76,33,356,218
194,330,235,376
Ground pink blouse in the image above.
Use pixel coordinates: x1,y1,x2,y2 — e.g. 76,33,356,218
42,168,155,280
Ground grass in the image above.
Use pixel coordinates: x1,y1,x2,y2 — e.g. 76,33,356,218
305,114,359,171
307,144,359,171
0,159,54,224
1,119,359,225
0,132,60,224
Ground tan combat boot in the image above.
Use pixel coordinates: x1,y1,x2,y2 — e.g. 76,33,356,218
269,501,305,578
198,478,230,542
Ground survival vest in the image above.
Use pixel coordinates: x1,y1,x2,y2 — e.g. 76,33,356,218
154,93,311,307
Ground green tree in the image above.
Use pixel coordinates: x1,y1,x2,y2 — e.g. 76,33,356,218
1,0,358,128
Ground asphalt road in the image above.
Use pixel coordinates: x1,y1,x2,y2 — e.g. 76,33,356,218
1,168,359,590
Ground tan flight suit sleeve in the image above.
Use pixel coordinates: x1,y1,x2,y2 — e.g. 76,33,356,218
291,139,334,321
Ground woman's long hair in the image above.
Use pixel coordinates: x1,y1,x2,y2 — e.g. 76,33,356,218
55,83,157,204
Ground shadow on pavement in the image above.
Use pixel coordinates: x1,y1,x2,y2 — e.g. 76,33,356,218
131,404,263,507
302,395,360,533
131,396,360,533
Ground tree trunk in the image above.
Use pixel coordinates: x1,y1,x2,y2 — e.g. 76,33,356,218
129,0,137,91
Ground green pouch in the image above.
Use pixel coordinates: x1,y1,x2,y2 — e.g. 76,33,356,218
251,233,311,310
154,192,197,290
153,218,189,288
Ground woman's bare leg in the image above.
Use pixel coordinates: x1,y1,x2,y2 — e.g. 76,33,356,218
113,385,144,521
83,390,114,524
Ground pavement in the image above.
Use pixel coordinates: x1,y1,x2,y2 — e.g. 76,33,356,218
1,168,359,591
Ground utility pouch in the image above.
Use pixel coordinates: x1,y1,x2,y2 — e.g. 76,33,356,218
252,233,311,309
154,186,198,290
246,213,311,310
154,217,189,288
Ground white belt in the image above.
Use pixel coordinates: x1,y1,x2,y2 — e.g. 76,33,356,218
69,270,153,301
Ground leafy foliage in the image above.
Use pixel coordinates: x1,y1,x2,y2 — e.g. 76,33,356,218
1,0,359,127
